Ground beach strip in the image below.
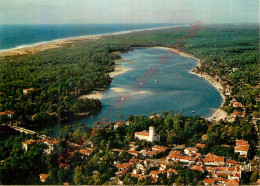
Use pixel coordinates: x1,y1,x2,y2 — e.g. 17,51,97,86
0,25,188,58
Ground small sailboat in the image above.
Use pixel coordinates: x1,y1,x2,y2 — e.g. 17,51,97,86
154,78,158,82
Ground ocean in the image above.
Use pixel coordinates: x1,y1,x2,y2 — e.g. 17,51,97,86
0,24,176,50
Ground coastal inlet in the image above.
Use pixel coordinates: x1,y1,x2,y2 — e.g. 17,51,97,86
60,47,223,129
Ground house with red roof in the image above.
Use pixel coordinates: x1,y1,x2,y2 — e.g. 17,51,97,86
79,149,94,157
40,139,60,154
167,168,178,178
191,165,206,173
235,140,250,157
159,162,168,170
128,150,139,157
59,163,70,170
149,114,162,119
39,174,49,183
0,111,15,118
114,121,125,130
152,145,168,152
204,178,216,185
232,102,244,108
23,88,34,94
204,153,225,166
148,150,161,157
234,146,249,157
196,143,206,149
167,150,181,162
224,179,239,186
22,139,37,151
150,170,161,182
184,147,198,155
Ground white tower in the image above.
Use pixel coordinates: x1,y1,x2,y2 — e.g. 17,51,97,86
149,126,155,142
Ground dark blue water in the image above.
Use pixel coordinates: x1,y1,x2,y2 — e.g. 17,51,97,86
45,48,222,135
0,24,176,50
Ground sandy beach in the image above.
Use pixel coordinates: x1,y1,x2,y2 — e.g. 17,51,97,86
153,46,227,122
186,56,227,122
0,25,188,58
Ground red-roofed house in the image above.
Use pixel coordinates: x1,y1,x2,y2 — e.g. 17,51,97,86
40,139,59,154
167,151,181,162
0,111,15,118
184,147,198,155
204,178,216,185
128,150,139,157
191,165,205,173
79,149,94,157
227,160,237,166
114,121,125,130
150,170,161,179
236,140,249,146
39,174,49,183
232,102,243,108
121,163,132,172
205,154,225,166
59,163,70,170
148,150,160,157
196,143,206,148
224,179,239,186
22,139,37,151
23,88,34,94
234,146,249,156
167,168,178,178
159,162,168,170
152,145,168,152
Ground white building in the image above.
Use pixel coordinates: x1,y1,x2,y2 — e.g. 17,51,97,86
40,139,59,154
134,126,160,142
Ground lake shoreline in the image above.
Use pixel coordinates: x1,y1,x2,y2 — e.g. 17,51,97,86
153,46,227,122
79,46,227,122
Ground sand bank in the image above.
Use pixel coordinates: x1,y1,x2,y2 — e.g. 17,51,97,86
109,65,131,78
78,91,103,100
110,87,126,93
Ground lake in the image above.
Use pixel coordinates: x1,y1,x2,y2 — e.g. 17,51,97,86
47,47,222,135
